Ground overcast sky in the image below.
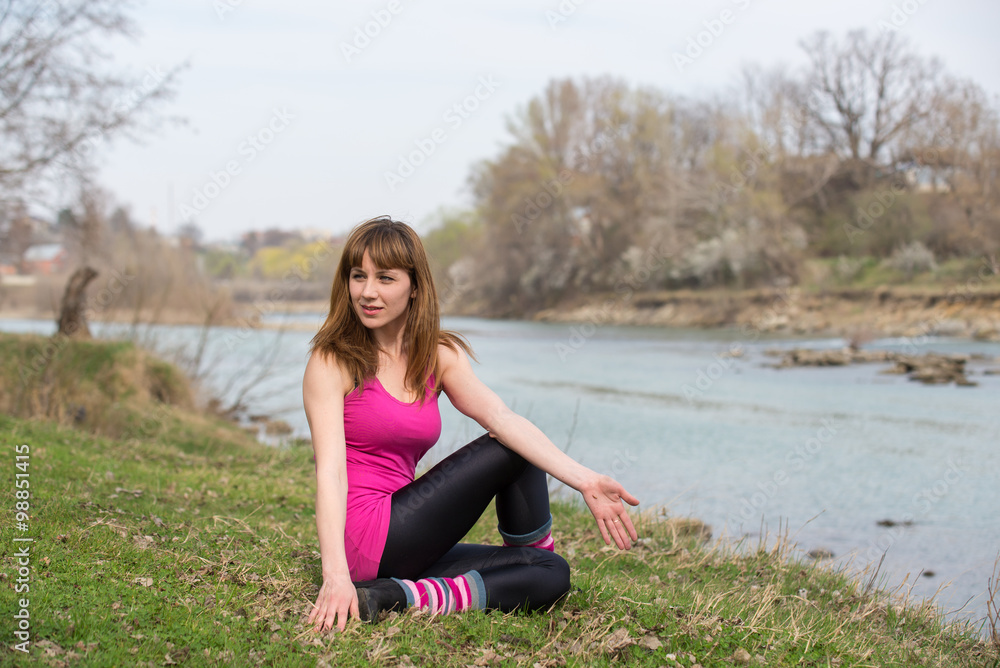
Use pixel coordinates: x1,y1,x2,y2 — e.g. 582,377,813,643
84,0,1000,242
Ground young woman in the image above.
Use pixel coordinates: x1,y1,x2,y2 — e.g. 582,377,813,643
304,216,639,632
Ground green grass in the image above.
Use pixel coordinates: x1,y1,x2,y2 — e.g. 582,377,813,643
802,256,999,292
1,332,998,666
0,332,194,440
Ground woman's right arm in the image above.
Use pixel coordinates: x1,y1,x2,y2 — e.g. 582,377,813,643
302,350,359,633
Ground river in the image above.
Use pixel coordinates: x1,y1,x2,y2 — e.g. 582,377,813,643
3,314,998,632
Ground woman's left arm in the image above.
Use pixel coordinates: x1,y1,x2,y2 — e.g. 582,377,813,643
438,344,640,550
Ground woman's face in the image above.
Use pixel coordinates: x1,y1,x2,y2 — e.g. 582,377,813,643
349,249,414,330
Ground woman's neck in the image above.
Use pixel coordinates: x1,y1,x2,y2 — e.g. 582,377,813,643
378,345,406,367
373,323,407,366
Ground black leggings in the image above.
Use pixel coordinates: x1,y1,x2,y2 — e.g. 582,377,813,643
376,433,571,612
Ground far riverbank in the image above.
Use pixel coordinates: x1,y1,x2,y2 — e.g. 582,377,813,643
528,285,1000,342
4,282,999,342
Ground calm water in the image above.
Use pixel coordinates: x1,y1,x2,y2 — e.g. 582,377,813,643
4,315,998,630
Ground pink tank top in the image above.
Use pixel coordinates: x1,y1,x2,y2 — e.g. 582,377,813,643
342,375,441,580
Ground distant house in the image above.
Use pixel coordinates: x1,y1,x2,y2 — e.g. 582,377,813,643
22,243,69,275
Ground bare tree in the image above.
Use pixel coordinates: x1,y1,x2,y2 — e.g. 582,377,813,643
55,265,97,337
62,183,110,265
796,30,945,166
0,199,34,266
0,0,183,194
919,81,1000,255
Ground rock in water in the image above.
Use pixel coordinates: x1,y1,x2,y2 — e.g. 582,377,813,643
808,548,835,560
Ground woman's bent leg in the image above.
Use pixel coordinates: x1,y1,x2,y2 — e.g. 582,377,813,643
378,433,552,579
416,543,570,612
496,463,554,550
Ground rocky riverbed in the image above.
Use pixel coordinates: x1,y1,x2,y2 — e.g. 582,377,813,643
762,347,1000,386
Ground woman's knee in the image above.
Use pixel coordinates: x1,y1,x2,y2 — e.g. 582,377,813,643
550,552,571,599
473,432,527,463
530,550,571,608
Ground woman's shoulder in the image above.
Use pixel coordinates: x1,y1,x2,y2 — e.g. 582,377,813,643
435,338,470,371
304,348,352,398
437,330,473,358
434,337,476,386
436,339,460,360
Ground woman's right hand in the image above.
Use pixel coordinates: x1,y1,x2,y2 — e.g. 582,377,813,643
307,571,359,633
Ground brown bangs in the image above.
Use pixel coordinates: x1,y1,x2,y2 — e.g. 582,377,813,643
343,220,416,275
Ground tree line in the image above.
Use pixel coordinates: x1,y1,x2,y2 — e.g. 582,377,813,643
2,6,996,324
424,29,999,316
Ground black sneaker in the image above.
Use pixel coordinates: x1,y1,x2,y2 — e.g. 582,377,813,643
355,578,408,622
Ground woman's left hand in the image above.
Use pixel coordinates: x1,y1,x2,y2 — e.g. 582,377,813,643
580,474,640,550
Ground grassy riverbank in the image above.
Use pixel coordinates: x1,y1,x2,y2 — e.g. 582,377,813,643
2,332,997,666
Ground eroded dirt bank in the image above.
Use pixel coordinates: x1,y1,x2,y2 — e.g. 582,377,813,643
530,286,1000,342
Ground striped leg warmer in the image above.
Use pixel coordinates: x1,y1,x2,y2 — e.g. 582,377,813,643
499,514,555,552
391,571,486,616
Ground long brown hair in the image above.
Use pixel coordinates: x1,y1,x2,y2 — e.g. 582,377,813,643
310,215,472,397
